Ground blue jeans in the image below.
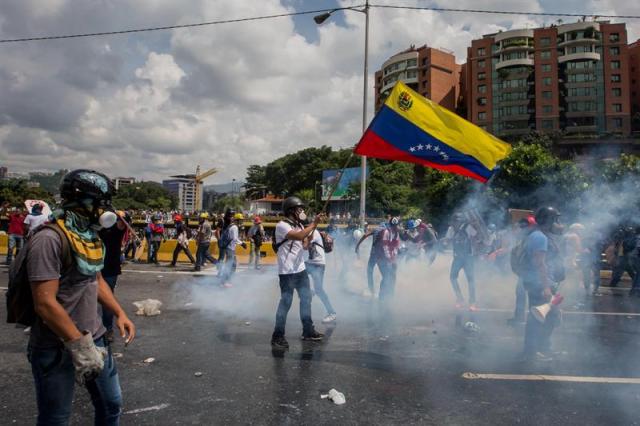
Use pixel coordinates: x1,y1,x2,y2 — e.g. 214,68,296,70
6,234,24,263
523,282,560,356
367,253,381,293
306,263,335,315
28,338,122,426
273,271,314,338
101,276,118,332
450,255,476,303
378,261,397,301
195,242,217,268
219,248,236,282
514,278,527,321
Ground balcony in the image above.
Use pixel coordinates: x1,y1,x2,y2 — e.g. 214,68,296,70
496,57,534,70
564,125,597,133
558,51,600,63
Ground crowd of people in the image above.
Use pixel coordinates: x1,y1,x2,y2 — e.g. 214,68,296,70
4,169,640,424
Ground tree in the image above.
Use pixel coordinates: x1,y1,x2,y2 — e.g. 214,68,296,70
29,169,68,194
112,181,177,210
367,161,415,217
0,179,54,207
243,165,268,199
211,195,244,214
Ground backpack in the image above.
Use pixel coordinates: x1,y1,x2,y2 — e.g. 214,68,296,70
6,223,73,326
510,233,531,276
452,224,473,256
272,219,297,253
318,231,333,253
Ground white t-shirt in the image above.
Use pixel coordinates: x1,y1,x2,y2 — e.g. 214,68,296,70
24,214,49,236
305,229,326,266
225,224,243,251
275,220,306,275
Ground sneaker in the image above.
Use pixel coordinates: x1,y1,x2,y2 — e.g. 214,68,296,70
534,351,553,362
455,302,464,310
468,304,478,312
322,313,337,324
23,326,31,335
222,282,233,288
271,335,289,349
301,331,324,341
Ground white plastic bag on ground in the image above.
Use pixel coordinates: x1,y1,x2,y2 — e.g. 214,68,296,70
133,299,163,316
321,389,346,405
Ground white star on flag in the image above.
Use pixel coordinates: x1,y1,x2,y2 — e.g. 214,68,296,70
433,146,440,152
417,144,424,150
409,147,416,152
426,144,432,150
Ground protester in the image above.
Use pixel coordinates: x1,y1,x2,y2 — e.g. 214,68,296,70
121,212,139,262
98,210,127,340
147,214,165,265
219,211,246,287
23,203,49,238
247,216,266,269
5,206,26,264
377,217,401,301
195,212,217,272
271,196,325,349
305,226,337,323
445,212,482,311
507,217,535,326
608,226,636,288
520,206,564,362
170,214,196,266
355,221,386,298
26,169,135,424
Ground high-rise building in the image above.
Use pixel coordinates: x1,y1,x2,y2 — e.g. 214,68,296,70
0,167,7,179
114,177,135,190
374,45,460,112
465,21,631,140
162,178,199,213
629,39,640,131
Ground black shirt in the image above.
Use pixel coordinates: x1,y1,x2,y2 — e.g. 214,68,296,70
99,225,126,277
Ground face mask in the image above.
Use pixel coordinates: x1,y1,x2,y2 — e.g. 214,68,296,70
99,210,118,229
298,210,307,222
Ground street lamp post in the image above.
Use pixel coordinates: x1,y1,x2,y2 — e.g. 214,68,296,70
315,0,370,228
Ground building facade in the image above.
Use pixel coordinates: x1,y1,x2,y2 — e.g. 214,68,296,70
374,45,460,112
162,178,200,213
630,39,640,130
114,176,135,190
466,21,631,140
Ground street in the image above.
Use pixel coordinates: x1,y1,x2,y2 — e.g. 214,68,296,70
2,256,640,426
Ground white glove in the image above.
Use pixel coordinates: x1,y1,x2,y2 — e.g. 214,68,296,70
64,331,107,384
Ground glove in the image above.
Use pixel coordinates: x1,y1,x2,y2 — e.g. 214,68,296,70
64,331,107,385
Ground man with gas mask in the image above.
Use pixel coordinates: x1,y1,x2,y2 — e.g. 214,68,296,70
520,206,565,362
271,196,325,349
25,169,136,424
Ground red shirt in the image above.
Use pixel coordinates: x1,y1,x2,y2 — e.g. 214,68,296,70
8,212,26,236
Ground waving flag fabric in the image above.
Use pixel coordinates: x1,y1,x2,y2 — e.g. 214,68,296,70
355,81,512,183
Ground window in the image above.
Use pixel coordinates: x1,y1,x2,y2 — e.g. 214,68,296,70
541,50,551,59
478,72,486,80
609,47,620,56
478,97,487,105
422,58,428,66
609,33,620,42
542,120,553,129
567,73,596,83
611,61,621,69
478,47,486,56
613,104,622,112
613,118,623,128
422,80,428,88
407,59,417,67
406,70,417,78
612,88,622,97
543,91,553,99
541,64,551,72
543,105,553,113
543,77,552,86
567,60,595,69
478,112,487,120
569,87,596,97
478,84,487,94
540,37,551,47
568,101,597,112
478,59,486,68
611,74,621,83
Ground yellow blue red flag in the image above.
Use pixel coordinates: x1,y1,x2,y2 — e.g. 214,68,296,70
355,81,512,183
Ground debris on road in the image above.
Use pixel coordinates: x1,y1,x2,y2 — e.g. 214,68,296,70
113,352,123,359
321,389,346,405
143,357,155,364
245,321,251,326
464,322,480,333
133,299,163,316
194,372,203,377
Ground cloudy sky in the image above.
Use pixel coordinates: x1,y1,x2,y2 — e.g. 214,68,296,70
0,0,637,184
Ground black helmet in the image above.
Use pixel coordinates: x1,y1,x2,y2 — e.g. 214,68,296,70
535,206,560,226
60,169,115,207
282,196,304,214
224,208,236,219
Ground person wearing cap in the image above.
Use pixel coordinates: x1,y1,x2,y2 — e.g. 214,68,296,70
247,216,266,270
170,214,196,267
195,212,217,272
219,212,247,287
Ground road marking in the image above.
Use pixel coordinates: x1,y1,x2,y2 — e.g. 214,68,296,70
462,372,640,384
478,308,640,317
0,286,7,290
121,267,251,276
124,403,170,414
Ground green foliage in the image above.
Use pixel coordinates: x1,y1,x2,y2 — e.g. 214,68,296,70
112,181,177,211
211,195,244,213
28,169,68,194
243,165,268,199
367,161,414,216
0,179,54,207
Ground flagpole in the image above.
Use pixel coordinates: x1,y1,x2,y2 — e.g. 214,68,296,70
359,0,370,229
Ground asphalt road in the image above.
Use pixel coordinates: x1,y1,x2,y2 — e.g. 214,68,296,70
1,255,640,425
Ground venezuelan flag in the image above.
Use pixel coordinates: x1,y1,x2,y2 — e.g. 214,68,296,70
355,81,512,183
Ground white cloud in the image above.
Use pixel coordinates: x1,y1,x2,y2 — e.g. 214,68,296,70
0,0,636,185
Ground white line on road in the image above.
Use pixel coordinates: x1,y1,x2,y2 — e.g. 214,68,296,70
462,372,640,384
124,403,170,414
478,308,640,317
0,286,7,290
